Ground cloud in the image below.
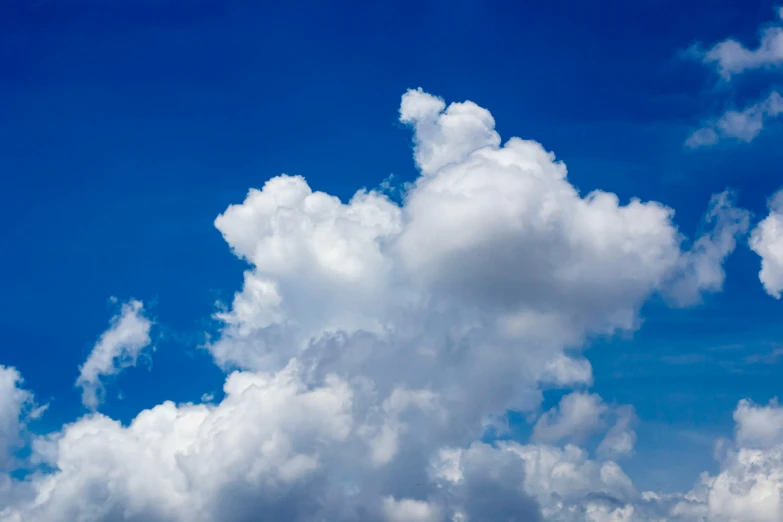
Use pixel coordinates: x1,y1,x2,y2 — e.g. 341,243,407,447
597,406,638,460
750,189,783,298
0,367,36,469
696,8,783,79
433,441,636,521
663,190,750,304
75,299,153,410
686,8,783,147
531,394,638,459
382,497,442,522
685,92,783,148
676,399,783,522
532,392,608,445
734,398,783,449
0,90,757,522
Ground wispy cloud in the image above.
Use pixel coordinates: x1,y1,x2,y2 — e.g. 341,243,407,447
686,91,783,148
695,7,783,79
75,299,153,410
686,8,783,147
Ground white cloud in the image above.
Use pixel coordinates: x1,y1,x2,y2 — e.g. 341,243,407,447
399,88,500,176
532,392,608,445
75,299,153,410
531,395,638,461
597,406,638,460
682,399,783,522
432,441,636,521
698,8,783,79
687,8,783,147
734,398,783,449
0,90,757,522
0,366,35,468
663,190,750,305
750,189,783,298
4,361,354,522
382,496,442,522
686,91,783,148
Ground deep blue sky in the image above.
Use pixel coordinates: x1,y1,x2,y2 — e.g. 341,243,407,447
2,0,782,492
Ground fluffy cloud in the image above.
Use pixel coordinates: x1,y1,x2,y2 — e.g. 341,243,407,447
75,299,153,410
597,406,638,460
531,394,638,460
686,92,783,148
0,367,35,468
697,7,783,79
382,497,441,522
734,398,783,449
3,361,355,522
673,400,783,522
687,8,783,147
531,392,608,445
432,441,636,522
750,189,783,298
0,90,758,521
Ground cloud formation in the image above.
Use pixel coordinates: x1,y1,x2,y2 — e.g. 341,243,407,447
686,92,783,148
0,90,764,522
697,7,783,80
531,392,608,445
75,299,153,410
687,8,783,147
750,189,783,299
0,367,35,469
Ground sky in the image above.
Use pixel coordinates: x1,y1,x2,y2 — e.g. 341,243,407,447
2,0,783,520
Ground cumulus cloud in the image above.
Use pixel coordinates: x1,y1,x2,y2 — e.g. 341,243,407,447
696,7,783,79
668,399,783,522
734,398,783,449
531,394,638,459
532,392,608,445
382,497,441,522
750,189,783,298
75,299,153,410
432,441,636,521
0,90,758,522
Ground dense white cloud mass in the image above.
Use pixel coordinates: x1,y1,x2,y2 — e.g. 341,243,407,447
697,8,783,79
750,189,783,298
734,398,783,449
76,299,153,410
685,92,783,148
0,90,764,521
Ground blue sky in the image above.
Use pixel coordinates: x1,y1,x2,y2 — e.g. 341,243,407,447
2,1,783,519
